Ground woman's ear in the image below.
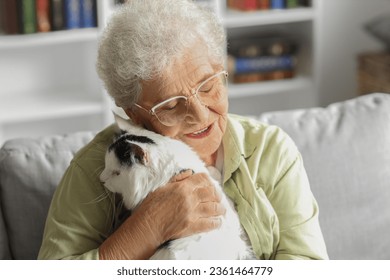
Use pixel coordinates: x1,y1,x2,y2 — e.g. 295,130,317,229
124,107,142,125
124,107,154,131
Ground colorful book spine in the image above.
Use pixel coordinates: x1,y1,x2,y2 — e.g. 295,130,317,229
50,0,64,31
257,0,270,10
241,0,258,11
271,0,285,9
0,0,4,34
228,0,308,11
64,0,81,29
228,0,257,11
286,0,299,8
228,55,296,74
36,0,51,32
298,0,310,7
18,0,37,34
80,0,97,28
229,37,296,58
232,70,294,83
3,1,19,34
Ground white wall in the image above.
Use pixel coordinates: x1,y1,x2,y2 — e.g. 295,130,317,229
316,0,390,106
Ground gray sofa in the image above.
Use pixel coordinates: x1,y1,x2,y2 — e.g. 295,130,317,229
0,93,389,260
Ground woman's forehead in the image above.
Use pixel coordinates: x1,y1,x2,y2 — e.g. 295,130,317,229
139,39,223,103
140,58,218,104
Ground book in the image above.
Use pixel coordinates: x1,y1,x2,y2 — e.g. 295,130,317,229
50,0,64,31
4,1,20,34
228,54,296,74
64,0,81,29
232,70,294,83
18,0,37,34
242,0,258,11
267,40,296,56
228,37,297,57
270,0,285,9
80,0,97,28
233,72,267,83
257,0,270,10
286,0,299,8
36,0,51,32
298,0,310,7
228,0,258,11
0,0,4,34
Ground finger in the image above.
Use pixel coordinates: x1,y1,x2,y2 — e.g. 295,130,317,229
170,169,194,182
196,201,226,217
195,184,222,202
191,217,223,234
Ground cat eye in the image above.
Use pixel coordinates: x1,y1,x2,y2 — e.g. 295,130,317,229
133,70,228,127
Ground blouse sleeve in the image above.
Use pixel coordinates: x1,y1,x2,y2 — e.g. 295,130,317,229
266,138,328,260
38,161,114,260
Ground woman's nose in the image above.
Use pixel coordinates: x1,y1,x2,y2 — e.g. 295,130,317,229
184,95,210,124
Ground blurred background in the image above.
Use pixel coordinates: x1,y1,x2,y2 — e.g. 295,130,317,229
0,0,389,145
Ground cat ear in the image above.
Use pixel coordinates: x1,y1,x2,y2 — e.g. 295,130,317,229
129,143,149,166
112,111,140,134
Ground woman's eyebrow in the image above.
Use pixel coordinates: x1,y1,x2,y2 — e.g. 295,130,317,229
158,70,214,96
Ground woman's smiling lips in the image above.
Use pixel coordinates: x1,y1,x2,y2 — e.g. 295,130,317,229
186,123,214,139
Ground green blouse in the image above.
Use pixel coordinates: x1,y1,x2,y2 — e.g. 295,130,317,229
38,114,328,260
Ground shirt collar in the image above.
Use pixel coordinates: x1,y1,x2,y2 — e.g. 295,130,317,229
222,114,257,183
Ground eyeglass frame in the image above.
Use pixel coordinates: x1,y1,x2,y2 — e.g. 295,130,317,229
133,70,228,126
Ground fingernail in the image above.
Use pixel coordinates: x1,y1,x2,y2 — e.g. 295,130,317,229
179,169,195,174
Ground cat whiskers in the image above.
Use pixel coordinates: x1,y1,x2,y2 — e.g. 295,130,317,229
84,188,112,205
93,164,105,178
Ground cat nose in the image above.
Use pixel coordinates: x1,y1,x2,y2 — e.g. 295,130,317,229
100,170,109,183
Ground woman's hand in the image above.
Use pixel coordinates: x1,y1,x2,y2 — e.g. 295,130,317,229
99,170,225,260
140,169,226,242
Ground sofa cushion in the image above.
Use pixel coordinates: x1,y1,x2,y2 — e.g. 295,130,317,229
259,93,390,259
0,131,95,259
0,195,11,259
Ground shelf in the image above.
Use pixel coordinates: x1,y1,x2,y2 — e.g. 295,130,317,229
228,76,312,99
222,8,315,28
0,90,104,124
0,28,99,50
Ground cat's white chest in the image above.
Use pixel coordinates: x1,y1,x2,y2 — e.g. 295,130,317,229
206,166,222,183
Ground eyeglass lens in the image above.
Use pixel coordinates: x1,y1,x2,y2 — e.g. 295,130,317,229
154,72,227,126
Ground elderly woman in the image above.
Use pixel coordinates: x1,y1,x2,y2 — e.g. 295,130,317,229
38,0,328,260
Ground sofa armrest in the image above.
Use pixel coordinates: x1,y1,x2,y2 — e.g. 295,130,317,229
0,131,96,259
258,93,390,259
0,188,11,259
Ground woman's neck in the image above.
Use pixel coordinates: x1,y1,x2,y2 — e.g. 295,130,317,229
203,151,218,167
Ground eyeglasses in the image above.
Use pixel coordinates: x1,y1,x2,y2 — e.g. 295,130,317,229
133,70,228,127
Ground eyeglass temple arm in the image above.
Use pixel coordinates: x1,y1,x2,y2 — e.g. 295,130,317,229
133,103,153,115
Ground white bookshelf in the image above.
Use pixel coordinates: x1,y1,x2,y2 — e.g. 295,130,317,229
0,1,119,145
222,7,315,28
215,0,319,115
0,90,103,124
0,28,99,49
0,0,320,144
228,76,313,99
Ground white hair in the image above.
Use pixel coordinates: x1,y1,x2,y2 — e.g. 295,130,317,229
96,0,226,109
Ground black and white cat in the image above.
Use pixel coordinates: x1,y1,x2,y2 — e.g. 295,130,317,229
100,115,254,260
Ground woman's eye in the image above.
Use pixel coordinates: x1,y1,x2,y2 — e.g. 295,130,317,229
163,104,177,111
161,101,179,111
199,82,214,93
112,170,120,176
